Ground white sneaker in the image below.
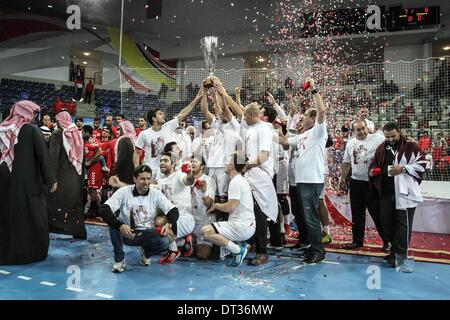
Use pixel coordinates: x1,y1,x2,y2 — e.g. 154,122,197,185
139,248,151,266
102,166,110,172
112,260,125,273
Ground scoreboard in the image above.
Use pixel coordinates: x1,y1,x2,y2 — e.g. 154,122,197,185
389,6,440,29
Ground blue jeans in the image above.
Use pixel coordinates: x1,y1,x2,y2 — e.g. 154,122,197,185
297,183,324,255
109,228,169,262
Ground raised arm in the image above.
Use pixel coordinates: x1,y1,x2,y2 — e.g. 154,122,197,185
213,78,244,118
305,77,326,124
267,92,288,122
200,86,215,124
178,88,203,122
235,87,243,109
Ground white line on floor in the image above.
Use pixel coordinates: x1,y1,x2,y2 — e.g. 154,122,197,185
66,287,83,292
323,261,340,265
0,270,11,275
40,281,56,287
95,293,113,299
17,275,32,280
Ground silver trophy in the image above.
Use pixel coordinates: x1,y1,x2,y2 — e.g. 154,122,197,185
200,36,218,88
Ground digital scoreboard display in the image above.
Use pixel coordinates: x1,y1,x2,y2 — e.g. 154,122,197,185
389,6,440,28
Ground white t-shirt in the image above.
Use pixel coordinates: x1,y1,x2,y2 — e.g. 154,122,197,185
135,117,179,170
245,121,274,177
173,130,192,159
191,135,213,164
207,116,241,168
288,120,327,184
191,174,216,225
105,185,175,230
343,133,385,181
227,174,255,225
152,171,193,215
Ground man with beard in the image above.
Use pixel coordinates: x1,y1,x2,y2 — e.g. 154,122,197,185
369,122,426,268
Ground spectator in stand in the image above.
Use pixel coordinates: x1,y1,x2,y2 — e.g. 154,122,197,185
69,61,75,82
424,148,433,180
284,77,293,90
433,134,448,173
418,131,432,153
396,111,412,129
53,97,65,115
85,80,94,105
356,106,375,133
75,117,83,131
74,64,82,79
440,149,450,178
75,79,84,101
158,83,168,99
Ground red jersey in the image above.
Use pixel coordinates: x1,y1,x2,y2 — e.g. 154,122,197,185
135,128,145,164
93,128,102,141
84,139,103,189
86,83,94,93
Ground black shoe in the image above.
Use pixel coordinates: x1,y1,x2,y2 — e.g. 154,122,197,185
291,242,311,251
343,242,363,250
386,256,396,267
381,242,392,252
304,253,325,264
383,252,395,261
299,249,313,260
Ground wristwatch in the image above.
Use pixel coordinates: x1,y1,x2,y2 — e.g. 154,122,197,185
311,88,319,95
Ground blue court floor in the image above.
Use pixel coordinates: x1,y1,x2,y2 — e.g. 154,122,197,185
1,225,449,300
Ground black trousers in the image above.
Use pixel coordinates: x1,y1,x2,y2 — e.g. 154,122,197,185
380,193,415,256
349,179,388,245
249,197,282,254
85,91,92,104
289,185,308,243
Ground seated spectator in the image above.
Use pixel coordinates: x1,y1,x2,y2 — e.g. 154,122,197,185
418,131,432,153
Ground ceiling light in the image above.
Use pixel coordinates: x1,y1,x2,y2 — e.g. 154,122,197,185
82,61,88,65
258,57,265,62
48,5,53,9
439,57,446,60
443,46,450,51
83,52,91,56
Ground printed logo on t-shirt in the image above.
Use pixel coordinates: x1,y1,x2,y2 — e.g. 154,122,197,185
353,144,369,165
296,136,309,152
151,137,164,158
132,205,151,227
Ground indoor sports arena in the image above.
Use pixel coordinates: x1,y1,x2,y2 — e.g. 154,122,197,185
0,0,449,303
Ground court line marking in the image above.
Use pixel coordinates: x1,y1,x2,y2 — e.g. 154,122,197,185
323,261,340,265
40,281,56,286
0,270,11,275
17,275,32,280
95,293,113,299
66,287,83,292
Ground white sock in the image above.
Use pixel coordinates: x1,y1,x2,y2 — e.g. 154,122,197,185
176,238,186,247
323,225,330,234
225,241,241,254
280,222,285,234
169,241,178,251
